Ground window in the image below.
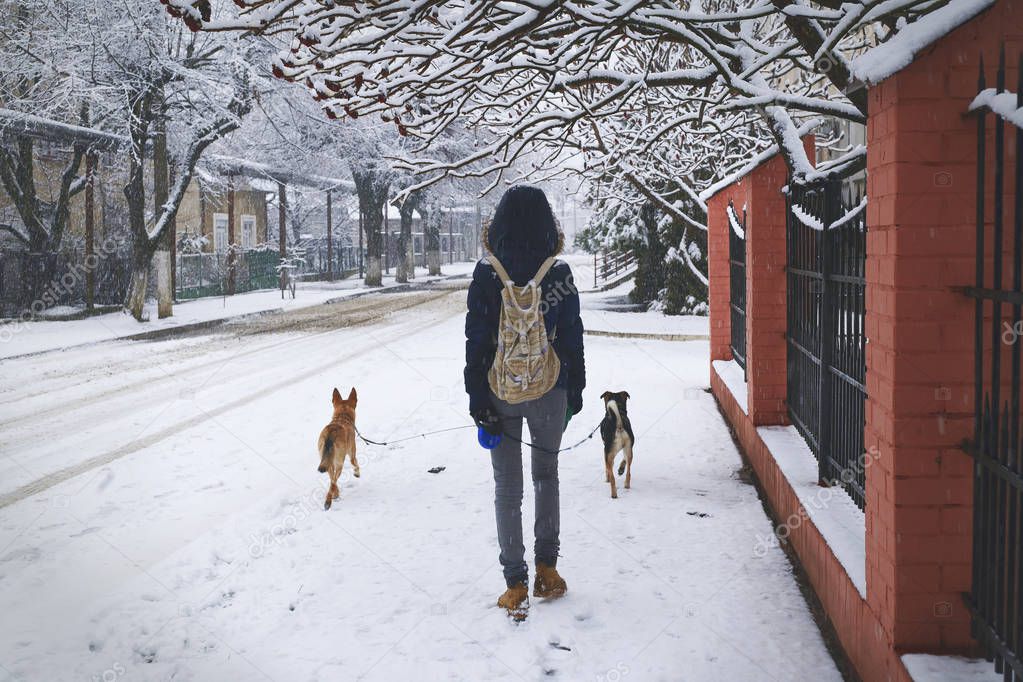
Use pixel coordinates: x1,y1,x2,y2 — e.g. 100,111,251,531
213,213,228,252
241,215,256,249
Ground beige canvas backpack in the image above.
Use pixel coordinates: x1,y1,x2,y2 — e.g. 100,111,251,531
487,254,561,404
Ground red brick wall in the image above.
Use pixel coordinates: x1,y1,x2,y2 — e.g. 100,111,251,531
706,141,812,424
865,0,1020,653
707,190,735,363
745,155,790,426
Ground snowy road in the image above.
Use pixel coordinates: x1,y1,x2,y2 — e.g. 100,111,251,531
0,284,841,681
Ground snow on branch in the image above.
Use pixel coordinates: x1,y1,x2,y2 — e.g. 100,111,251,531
162,0,963,199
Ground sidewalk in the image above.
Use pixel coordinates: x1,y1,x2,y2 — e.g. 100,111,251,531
563,253,709,340
0,262,476,360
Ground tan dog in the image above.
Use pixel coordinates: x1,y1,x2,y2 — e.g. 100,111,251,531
317,387,360,510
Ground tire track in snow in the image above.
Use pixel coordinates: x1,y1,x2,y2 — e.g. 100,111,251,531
0,290,462,509
0,290,452,423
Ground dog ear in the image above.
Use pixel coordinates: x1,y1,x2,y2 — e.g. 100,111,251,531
332,388,342,405
622,391,630,400
600,391,612,401
347,387,358,405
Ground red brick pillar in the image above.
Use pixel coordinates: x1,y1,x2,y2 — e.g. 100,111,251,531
745,155,792,426
862,3,1019,652
707,192,733,362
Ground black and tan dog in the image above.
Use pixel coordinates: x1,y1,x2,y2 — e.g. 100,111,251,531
317,387,360,510
600,391,635,499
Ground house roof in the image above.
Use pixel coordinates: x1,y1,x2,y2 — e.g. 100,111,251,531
0,109,354,192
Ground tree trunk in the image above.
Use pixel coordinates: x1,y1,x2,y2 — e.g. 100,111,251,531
124,247,152,321
153,94,173,318
396,203,414,283
425,223,441,276
366,255,383,286
352,170,389,287
364,217,383,285
122,86,154,321
419,200,442,276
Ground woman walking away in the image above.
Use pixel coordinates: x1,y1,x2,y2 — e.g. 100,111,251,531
464,185,586,621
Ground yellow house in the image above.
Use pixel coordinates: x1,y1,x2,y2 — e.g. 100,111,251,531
175,178,270,253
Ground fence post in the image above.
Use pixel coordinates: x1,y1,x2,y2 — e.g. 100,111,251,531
816,178,841,485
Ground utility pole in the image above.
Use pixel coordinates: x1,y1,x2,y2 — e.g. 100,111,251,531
326,189,333,281
226,175,236,295
84,152,96,310
278,181,287,293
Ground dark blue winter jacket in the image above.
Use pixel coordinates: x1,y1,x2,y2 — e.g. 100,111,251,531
463,225,585,415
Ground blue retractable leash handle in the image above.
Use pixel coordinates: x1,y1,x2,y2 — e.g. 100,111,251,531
478,426,502,449
478,406,576,451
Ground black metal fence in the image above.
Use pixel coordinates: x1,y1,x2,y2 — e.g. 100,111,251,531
176,249,281,300
301,241,360,280
0,247,132,316
786,177,867,509
963,50,1023,682
728,200,747,371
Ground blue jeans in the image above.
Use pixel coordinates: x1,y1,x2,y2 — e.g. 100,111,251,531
490,388,566,587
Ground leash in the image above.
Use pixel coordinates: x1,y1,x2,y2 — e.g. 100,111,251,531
353,423,476,447
353,419,602,455
497,420,602,455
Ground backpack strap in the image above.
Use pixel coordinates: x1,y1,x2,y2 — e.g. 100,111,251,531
488,255,558,288
486,255,514,286
530,257,558,286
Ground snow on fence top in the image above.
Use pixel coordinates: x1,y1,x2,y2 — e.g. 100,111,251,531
790,204,824,231
848,0,996,86
726,203,745,240
831,197,868,231
971,88,1023,129
790,197,867,233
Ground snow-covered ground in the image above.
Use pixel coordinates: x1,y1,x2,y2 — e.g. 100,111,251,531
562,254,710,339
0,261,477,360
0,284,839,681
580,281,708,338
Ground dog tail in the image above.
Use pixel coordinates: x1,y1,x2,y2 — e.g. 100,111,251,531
317,436,333,473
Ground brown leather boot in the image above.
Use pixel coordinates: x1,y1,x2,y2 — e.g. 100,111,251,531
533,563,567,599
497,582,529,621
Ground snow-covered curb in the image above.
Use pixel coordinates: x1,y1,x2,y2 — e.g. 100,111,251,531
712,359,748,415
711,359,866,598
902,653,1003,682
757,426,866,599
